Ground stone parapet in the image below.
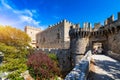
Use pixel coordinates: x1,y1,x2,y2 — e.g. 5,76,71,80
65,50,92,80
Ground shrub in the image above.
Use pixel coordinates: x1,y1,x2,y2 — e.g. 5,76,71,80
27,51,60,79
0,42,30,79
48,53,57,61
7,70,24,80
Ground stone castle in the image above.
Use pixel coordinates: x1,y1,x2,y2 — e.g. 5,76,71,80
25,12,120,54
36,20,75,49
24,12,120,75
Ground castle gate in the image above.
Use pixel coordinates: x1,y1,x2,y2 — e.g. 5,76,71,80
89,36,108,54
92,40,108,53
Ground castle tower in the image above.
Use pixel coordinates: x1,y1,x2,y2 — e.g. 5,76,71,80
24,26,41,48
69,25,90,66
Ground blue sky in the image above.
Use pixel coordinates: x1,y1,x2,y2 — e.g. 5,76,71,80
0,0,120,30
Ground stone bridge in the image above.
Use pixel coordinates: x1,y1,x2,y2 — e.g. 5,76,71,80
65,51,120,80
90,54,120,80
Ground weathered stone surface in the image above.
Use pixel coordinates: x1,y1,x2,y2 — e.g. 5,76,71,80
65,51,92,80
24,26,42,48
107,51,120,61
57,49,72,74
108,31,120,54
36,20,73,49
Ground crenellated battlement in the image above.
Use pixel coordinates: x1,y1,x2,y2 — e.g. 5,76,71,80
69,12,120,39
48,12,120,31
69,24,120,39
48,19,73,28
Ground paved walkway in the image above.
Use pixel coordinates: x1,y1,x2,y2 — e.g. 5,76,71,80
92,55,120,80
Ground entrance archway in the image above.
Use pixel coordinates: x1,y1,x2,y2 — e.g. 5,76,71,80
92,40,108,54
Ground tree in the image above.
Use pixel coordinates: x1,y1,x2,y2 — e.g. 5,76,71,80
0,25,32,79
0,25,31,48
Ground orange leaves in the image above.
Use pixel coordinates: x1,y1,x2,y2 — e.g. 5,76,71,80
0,25,31,47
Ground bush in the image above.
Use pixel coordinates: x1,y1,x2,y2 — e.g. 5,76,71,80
0,42,30,79
7,71,24,80
27,51,60,79
48,53,57,61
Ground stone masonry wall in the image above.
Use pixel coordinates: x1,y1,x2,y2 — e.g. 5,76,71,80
70,37,89,65
36,20,73,49
36,21,65,49
108,31,120,54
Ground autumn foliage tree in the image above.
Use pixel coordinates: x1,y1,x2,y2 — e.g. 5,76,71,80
0,25,31,48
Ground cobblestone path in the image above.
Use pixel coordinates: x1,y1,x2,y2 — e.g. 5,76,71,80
92,55,120,80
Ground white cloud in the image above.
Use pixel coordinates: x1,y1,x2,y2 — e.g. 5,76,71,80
0,0,43,30
1,0,12,9
20,15,40,25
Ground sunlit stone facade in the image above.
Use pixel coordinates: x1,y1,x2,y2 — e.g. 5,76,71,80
24,26,41,48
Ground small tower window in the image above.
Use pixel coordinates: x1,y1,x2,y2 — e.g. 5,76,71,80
57,33,60,39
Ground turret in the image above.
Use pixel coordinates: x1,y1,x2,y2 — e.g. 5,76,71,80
106,15,114,24
94,23,101,31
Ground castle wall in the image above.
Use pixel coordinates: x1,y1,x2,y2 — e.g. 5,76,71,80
108,31,120,54
36,20,73,49
107,29,120,60
36,22,64,49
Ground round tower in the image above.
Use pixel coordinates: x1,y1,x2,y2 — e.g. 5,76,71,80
69,25,90,66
